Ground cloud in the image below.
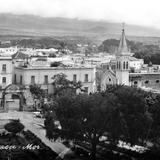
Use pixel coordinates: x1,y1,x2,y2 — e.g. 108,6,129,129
0,0,160,28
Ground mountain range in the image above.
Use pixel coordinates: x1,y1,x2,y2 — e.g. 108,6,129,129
0,13,160,44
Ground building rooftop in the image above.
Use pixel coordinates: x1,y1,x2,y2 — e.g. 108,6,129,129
130,72,160,76
12,51,29,59
15,65,95,70
0,56,12,60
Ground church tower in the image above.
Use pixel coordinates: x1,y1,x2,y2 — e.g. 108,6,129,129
116,24,131,85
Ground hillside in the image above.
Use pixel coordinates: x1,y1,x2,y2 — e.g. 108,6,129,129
0,14,160,44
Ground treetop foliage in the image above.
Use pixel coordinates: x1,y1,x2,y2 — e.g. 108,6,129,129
29,84,45,99
4,120,25,135
98,38,160,64
52,73,82,97
44,84,160,159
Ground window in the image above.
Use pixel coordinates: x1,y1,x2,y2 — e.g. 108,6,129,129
145,80,149,84
123,61,126,69
44,75,48,84
73,74,77,82
126,62,129,69
84,74,88,82
2,64,6,71
31,76,35,84
84,87,88,93
20,75,23,84
119,62,121,69
2,77,6,83
14,74,16,84
134,81,137,85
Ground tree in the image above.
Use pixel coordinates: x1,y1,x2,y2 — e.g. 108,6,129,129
50,62,63,67
4,119,24,136
52,73,82,97
103,85,153,146
30,84,45,99
45,93,119,160
147,94,160,148
29,85,46,110
45,85,157,160
98,39,119,53
44,114,57,140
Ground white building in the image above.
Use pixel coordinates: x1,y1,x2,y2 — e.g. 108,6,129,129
14,61,96,94
0,47,18,56
129,57,144,70
0,56,12,89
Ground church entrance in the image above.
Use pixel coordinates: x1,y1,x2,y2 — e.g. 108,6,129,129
1,84,26,111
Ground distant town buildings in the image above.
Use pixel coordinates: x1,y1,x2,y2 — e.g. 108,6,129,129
0,25,159,110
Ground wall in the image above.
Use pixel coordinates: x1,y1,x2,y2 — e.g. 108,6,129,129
116,70,129,85
130,73,160,90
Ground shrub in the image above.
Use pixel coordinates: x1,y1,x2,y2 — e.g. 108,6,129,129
4,120,25,135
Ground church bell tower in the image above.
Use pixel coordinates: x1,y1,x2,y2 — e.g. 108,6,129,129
116,24,131,85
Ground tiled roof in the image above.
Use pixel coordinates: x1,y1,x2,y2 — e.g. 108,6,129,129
12,51,29,59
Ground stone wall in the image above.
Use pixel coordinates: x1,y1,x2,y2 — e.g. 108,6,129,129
130,73,160,90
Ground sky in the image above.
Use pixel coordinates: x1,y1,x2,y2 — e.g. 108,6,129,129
0,0,160,28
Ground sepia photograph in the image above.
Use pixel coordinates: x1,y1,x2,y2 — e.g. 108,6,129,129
0,0,160,159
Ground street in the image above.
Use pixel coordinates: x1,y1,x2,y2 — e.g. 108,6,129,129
0,111,68,156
